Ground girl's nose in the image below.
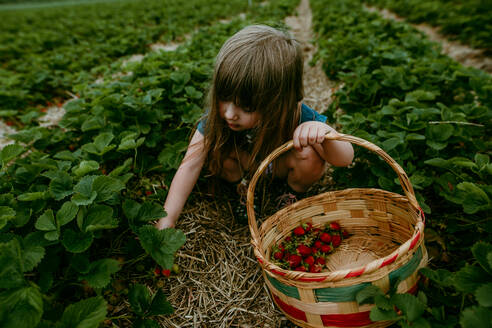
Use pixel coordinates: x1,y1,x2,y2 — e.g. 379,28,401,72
224,103,238,120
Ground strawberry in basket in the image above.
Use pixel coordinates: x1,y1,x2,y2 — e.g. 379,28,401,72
271,221,349,272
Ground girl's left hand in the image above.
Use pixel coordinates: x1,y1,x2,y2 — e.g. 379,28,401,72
293,121,338,151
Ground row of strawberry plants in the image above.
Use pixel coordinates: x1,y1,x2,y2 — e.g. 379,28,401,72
0,1,300,326
363,0,492,51
0,0,250,118
311,0,491,326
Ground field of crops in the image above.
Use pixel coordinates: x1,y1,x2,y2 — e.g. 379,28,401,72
0,0,490,327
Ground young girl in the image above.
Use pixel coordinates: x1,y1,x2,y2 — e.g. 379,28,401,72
155,25,354,229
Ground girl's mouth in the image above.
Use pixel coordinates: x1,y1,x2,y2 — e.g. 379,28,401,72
228,123,240,129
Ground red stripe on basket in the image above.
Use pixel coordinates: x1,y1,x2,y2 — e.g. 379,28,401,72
321,311,372,327
380,253,398,268
272,294,307,322
270,269,286,276
256,257,263,264
345,267,366,278
410,231,421,250
419,207,426,225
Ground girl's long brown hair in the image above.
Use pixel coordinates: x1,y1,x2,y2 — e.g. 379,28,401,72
203,25,303,178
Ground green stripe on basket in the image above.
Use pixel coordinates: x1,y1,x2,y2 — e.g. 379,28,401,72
315,281,371,302
267,246,423,303
389,246,423,283
266,274,300,299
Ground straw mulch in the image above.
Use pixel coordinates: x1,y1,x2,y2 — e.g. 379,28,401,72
154,180,300,328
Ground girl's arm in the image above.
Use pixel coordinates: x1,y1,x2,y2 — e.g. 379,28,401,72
155,130,206,229
293,121,354,167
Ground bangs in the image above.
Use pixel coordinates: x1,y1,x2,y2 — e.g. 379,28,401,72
215,63,260,113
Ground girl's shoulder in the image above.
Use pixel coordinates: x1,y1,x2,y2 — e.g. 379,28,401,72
300,103,327,124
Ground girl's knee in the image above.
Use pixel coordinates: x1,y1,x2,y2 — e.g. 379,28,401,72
221,157,242,183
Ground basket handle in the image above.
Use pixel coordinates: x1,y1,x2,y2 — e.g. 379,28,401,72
246,132,419,244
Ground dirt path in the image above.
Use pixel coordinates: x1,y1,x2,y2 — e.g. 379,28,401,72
364,5,492,74
286,0,338,112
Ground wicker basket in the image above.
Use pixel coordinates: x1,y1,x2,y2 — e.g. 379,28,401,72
246,133,427,328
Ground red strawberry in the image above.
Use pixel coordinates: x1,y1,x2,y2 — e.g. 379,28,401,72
161,269,171,277
314,240,322,249
304,256,315,266
315,257,326,265
154,267,161,276
293,226,305,236
332,235,341,247
274,251,284,260
321,245,332,253
297,244,312,257
6,121,14,126
288,255,302,268
145,190,152,196
320,232,332,243
310,264,322,273
305,222,313,232
285,236,291,242
295,265,306,272
343,230,349,238
330,222,341,230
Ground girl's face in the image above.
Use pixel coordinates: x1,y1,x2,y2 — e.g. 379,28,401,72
219,101,260,131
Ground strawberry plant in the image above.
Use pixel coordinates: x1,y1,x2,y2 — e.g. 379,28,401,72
311,0,491,325
363,0,492,51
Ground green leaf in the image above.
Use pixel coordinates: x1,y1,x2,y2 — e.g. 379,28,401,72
123,199,141,221
73,161,99,177
138,202,166,222
426,124,454,142
129,284,151,317
419,268,453,286
82,205,118,232
92,176,125,202
22,243,45,272
49,171,73,201
0,240,24,289
460,306,492,328
79,259,120,289
148,289,174,316
44,230,60,241
56,201,79,226
391,293,426,322
472,242,492,274
0,206,16,230
0,286,43,328
370,307,399,322
457,182,490,214
57,296,107,328
0,144,25,166
72,175,98,205
475,283,492,307
17,192,46,201
355,285,383,305
61,229,94,253
72,192,97,206
382,137,402,151
137,226,186,269
35,209,56,231
424,158,449,169
453,265,490,294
